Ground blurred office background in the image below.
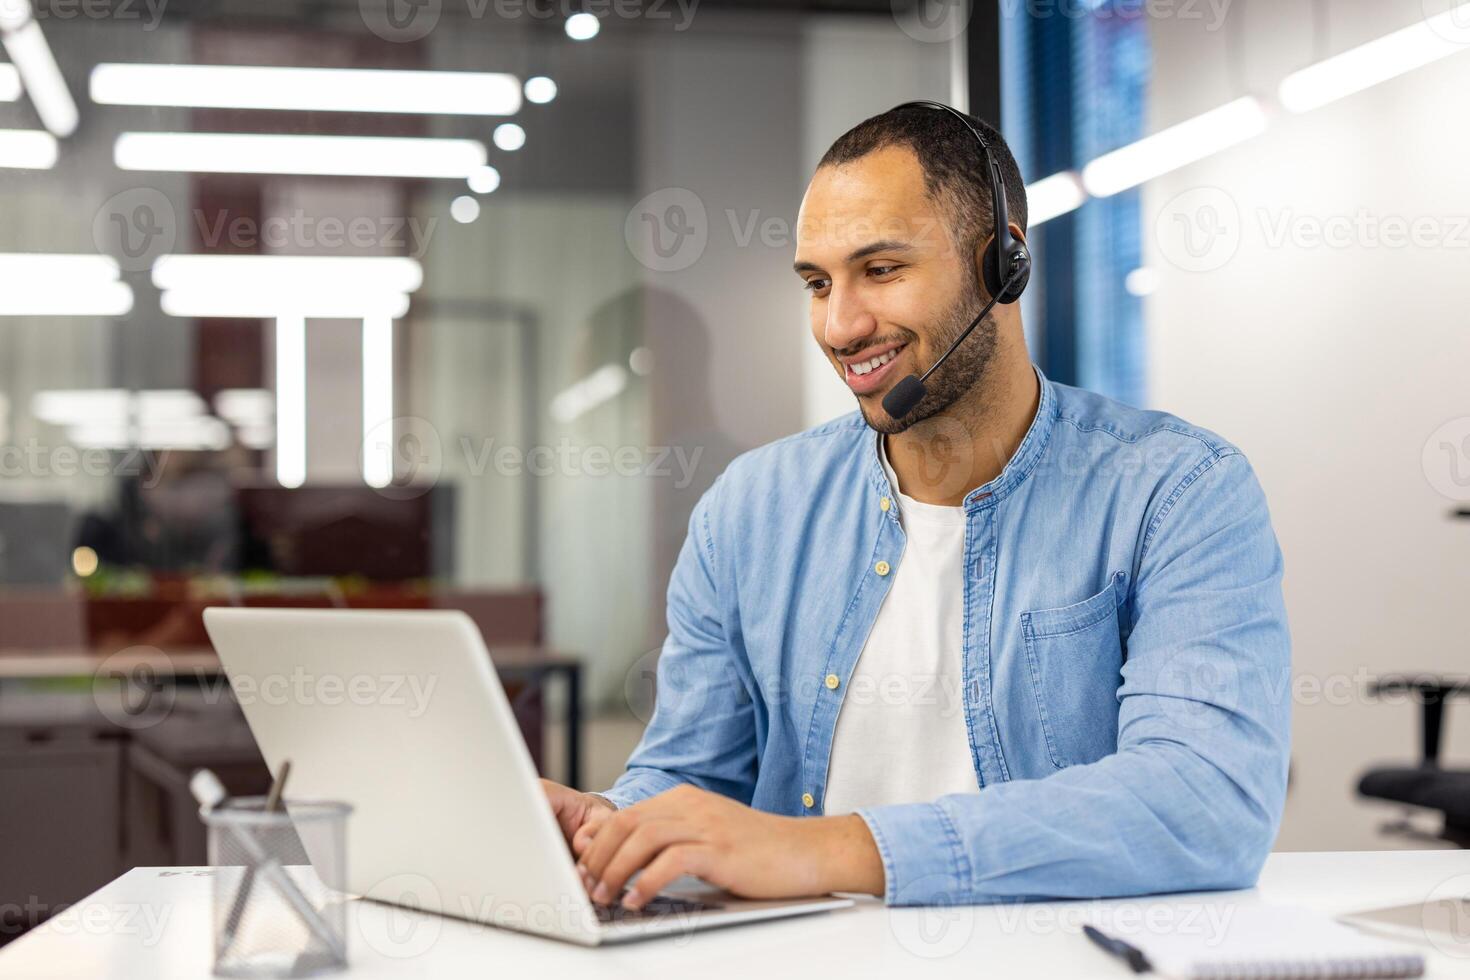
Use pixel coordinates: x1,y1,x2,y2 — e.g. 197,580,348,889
2,0,1468,940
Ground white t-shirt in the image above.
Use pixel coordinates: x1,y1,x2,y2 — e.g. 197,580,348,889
822,439,981,815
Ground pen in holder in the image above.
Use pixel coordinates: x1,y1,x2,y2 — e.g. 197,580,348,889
193,767,353,979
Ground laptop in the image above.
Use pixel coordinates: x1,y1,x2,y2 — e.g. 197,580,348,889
202,607,854,945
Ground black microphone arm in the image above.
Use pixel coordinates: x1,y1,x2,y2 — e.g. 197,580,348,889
881,261,1030,421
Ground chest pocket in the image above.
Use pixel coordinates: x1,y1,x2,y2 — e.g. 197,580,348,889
1020,571,1127,770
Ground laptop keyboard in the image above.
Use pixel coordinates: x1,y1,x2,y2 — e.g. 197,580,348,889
594,892,723,923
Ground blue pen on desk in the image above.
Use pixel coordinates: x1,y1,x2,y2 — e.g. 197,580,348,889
1083,924,1153,974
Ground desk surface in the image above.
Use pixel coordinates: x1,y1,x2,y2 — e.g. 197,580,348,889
2,851,1467,978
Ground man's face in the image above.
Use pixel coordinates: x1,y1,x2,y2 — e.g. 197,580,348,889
794,145,991,434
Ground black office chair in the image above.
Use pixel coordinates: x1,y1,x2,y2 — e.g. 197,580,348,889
1357,675,1470,846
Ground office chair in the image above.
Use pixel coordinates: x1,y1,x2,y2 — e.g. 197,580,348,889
1357,675,1470,846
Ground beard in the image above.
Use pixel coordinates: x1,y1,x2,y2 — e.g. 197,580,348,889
857,272,997,435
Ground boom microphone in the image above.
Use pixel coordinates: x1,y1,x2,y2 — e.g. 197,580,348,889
880,260,1030,421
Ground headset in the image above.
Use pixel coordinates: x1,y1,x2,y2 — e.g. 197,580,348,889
880,100,1032,421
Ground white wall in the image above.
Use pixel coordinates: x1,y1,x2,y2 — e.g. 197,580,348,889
1144,0,1470,850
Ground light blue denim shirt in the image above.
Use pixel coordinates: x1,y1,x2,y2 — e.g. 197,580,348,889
603,368,1291,906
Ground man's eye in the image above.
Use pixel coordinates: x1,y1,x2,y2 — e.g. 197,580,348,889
868,265,901,277
804,278,830,292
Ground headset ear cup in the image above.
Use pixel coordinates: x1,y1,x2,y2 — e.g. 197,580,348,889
981,237,1004,301
999,247,1031,303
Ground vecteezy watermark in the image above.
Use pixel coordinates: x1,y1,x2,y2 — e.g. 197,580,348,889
0,898,173,943
1154,186,1470,272
1001,0,1232,29
94,187,177,273
93,190,438,271
9,0,168,29
358,0,698,43
1154,186,1243,273
892,0,969,44
226,667,439,718
625,188,709,273
193,209,438,258
362,416,706,500
1420,873,1470,958
0,440,167,484
1423,417,1470,503
624,191,955,273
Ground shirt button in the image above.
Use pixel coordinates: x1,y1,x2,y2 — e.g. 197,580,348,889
874,560,891,576
879,496,891,512
824,673,840,690
801,792,815,809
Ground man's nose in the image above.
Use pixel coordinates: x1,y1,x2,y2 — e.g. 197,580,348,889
824,285,879,353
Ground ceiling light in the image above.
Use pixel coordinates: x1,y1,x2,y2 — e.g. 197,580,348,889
1081,97,1268,198
524,76,557,104
115,132,488,179
467,165,500,194
565,13,600,40
0,63,19,101
1025,171,1087,226
0,127,57,168
91,64,522,116
493,123,525,152
1278,8,1470,113
450,195,480,223
0,19,78,137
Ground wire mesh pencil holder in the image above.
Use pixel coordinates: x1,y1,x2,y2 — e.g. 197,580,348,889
204,797,352,978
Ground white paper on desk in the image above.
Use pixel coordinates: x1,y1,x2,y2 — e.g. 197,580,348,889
1095,904,1426,979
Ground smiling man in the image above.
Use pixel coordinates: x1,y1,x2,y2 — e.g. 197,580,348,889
541,104,1291,910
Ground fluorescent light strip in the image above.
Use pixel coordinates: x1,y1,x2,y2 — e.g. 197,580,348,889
161,288,409,320
0,253,132,315
361,316,393,488
1081,97,1268,198
1,21,78,137
115,132,488,179
275,315,306,489
0,63,19,101
0,127,57,168
153,255,423,293
67,418,231,451
0,252,121,283
1278,8,1470,113
91,64,522,116
1025,171,1087,226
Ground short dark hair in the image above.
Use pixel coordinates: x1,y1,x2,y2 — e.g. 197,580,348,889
817,105,1028,255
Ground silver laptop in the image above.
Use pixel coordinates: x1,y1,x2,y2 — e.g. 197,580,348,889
202,607,853,945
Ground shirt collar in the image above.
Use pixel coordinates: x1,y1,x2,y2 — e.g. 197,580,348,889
867,364,1057,512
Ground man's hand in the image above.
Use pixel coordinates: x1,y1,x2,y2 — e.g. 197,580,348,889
541,778,615,846
571,784,884,910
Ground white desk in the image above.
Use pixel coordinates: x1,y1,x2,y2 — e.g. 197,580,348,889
2,851,1466,978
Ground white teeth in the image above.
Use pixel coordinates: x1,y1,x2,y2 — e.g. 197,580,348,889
851,348,899,376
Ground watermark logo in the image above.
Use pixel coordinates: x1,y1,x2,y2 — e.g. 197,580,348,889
360,0,442,42
362,416,445,501
360,873,444,957
1154,186,1241,272
1424,0,1470,44
94,187,176,273
893,0,969,44
1421,873,1470,958
625,188,708,272
888,875,977,958
1423,417,1470,503
91,646,177,731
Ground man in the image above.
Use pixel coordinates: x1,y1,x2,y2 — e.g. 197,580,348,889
542,104,1291,910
